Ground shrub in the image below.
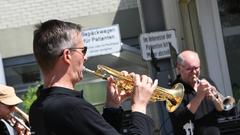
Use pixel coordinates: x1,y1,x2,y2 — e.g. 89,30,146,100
22,85,38,113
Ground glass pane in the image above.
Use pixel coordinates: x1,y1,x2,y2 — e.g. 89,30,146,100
218,0,240,102
5,63,41,90
223,35,240,101
218,0,240,27
75,81,107,113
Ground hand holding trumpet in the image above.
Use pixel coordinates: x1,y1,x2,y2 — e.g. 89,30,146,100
195,78,217,99
105,71,158,114
8,115,30,135
7,107,31,135
194,76,235,111
198,79,224,111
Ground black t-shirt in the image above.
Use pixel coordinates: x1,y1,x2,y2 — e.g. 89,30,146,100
29,86,154,135
169,76,219,135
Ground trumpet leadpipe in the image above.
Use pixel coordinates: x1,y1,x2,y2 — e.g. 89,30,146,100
84,66,108,79
14,107,29,123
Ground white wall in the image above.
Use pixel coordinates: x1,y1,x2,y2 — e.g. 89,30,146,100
0,0,137,30
0,0,138,58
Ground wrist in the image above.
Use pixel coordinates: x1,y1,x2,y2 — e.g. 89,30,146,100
105,101,120,108
131,104,146,114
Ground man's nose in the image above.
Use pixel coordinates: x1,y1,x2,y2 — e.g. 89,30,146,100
84,55,88,62
192,68,198,73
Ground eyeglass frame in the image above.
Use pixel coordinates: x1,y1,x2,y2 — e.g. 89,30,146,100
180,64,200,72
68,47,87,56
59,46,87,56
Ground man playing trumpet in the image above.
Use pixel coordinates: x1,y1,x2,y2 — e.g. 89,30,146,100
169,50,223,135
29,19,158,135
0,85,30,135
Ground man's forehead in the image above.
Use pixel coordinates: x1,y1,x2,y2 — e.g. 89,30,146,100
183,60,200,67
183,52,199,61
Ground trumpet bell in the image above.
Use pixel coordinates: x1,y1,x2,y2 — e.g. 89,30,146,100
223,96,236,111
150,83,184,112
167,83,184,112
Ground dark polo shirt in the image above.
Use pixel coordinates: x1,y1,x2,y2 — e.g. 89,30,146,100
169,76,219,135
29,86,154,135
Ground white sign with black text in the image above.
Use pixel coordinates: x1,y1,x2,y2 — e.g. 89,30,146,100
139,30,178,61
82,25,121,57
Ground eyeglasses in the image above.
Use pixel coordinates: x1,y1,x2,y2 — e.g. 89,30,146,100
68,47,87,56
181,65,200,72
59,47,87,57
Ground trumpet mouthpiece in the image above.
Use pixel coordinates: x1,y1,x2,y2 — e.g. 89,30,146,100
83,66,95,74
83,65,107,79
193,75,200,83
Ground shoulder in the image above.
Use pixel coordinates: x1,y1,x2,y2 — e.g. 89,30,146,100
36,87,89,108
46,94,92,111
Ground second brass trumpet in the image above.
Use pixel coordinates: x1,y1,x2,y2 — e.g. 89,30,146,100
193,76,235,111
84,65,185,112
7,107,30,132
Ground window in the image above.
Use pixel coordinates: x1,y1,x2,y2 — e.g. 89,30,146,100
3,54,41,94
218,0,240,102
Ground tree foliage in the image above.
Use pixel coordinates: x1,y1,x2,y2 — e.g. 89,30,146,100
21,85,38,113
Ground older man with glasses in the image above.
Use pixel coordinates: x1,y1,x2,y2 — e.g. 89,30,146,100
169,50,223,135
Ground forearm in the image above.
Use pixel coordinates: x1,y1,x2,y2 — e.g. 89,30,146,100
128,112,155,135
187,95,205,113
102,107,123,131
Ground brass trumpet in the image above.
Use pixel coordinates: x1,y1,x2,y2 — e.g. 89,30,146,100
194,76,235,111
84,65,185,112
8,107,30,132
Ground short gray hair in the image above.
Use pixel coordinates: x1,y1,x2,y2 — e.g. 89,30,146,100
33,19,82,72
176,50,199,65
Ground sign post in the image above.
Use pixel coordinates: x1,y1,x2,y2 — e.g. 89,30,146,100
82,25,121,57
139,30,178,61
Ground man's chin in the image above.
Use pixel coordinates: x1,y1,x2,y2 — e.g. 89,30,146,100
77,76,83,82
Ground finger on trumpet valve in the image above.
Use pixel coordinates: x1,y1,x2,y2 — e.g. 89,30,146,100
208,89,216,99
7,115,17,127
210,87,217,96
9,114,30,131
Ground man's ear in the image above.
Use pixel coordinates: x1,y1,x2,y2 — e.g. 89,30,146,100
62,49,72,64
176,64,181,75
